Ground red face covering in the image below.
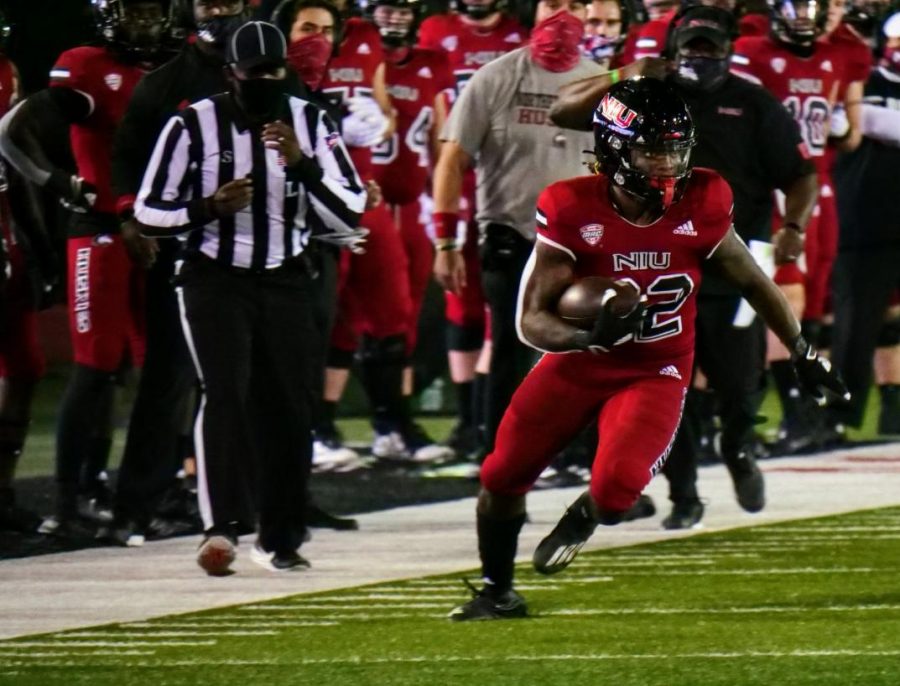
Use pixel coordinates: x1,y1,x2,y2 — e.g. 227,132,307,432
529,11,584,73
287,33,333,91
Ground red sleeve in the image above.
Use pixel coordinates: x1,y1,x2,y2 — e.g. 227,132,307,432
730,38,762,85
739,14,769,38
619,24,641,65
846,39,873,84
432,50,455,95
698,172,734,254
49,47,94,96
535,183,577,259
417,16,443,51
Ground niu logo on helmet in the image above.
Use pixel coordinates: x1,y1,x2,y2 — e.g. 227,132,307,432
599,94,638,129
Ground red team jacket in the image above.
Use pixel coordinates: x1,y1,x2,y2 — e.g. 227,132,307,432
49,46,145,215
535,169,733,365
373,48,454,205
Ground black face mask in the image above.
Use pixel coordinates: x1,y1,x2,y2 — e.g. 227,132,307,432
196,14,245,49
234,77,285,123
673,56,730,93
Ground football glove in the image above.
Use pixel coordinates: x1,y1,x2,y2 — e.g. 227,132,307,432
341,96,389,149
312,227,369,254
791,336,851,406
49,171,98,214
829,104,850,140
584,293,647,351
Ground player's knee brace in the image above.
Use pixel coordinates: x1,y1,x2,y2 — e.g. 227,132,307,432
877,318,900,348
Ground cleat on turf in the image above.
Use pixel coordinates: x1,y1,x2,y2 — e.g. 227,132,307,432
448,580,527,622
661,499,704,530
725,449,765,513
533,491,599,575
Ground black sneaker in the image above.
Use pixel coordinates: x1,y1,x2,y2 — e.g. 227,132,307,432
250,543,311,572
0,488,41,533
444,421,482,458
661,499,704,530
621,494,656,522
306,504,359,531
725,449,765,513
97,519,147,547
448,580,527,622
533,491,598,575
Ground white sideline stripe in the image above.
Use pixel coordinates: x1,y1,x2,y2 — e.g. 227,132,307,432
745,535,900,540
565,567,878,577
373,584,559,592
756,526,900,532
5,650,900,668
241,602,449,610
0,650,155,657
62,630,276,638
566,560,716,568
0,640,216,648
547,604,900,616
124,621,338,629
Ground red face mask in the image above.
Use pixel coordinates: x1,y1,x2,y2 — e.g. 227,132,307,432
287,33,333,91
884,47,900,75
529,11,584,73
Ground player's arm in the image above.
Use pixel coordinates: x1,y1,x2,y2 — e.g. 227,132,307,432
706,228,849,402
372,63,396,140
518,241,585,351
432,140,471,294
9,61,21,106
833,79,864,152
430,90,448,165
773,170,818,264
550,57,669,131
0,88,95,209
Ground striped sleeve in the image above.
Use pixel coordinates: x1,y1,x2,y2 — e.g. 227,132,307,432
298,103,366,235
134,113,210,234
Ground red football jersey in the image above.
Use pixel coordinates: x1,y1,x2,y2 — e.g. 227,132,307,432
627,9,677,62
320,17,385,181
373,48,454,205
732,36,842,173
738,13,770,38
49,46,144,214
535,169,732,364
417,13,526,95
827,23,873,100
0,56,17,117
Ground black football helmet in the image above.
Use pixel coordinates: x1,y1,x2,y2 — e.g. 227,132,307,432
0,10,11,51
92,0,169,59
452,0,506,21
593,77,696,211
362,0,423,46
768,0,829,49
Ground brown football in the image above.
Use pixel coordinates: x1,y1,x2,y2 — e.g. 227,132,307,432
556,277,641,330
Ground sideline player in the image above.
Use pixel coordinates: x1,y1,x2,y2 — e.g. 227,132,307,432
418,0,527,458
449,78,847,621
0,0,169,536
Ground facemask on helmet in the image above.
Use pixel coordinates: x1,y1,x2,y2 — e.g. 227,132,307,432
452,0,504,21
592,78,696,212
365,0,421,47
92,0,170,62
769,0,829,52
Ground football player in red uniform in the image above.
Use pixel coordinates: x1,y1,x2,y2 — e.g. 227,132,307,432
449,78,847,621
0,0,168,536
369,0,455,397
731,0,855,448
0,14,58,532
418,0,527,458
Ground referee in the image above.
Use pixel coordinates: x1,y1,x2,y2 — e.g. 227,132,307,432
135,21,365,575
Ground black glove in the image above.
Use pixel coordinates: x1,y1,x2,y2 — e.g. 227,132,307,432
583,295,647,351
791,336,850,406
48,170,98,214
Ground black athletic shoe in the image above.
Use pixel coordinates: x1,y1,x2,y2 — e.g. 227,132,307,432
250,543,311,572
306,504,359,530
661,499,704,530
444,421,482,459
448,580,527,622
0,488,41,533
533,491,598,575
621,494,656,522
725,449,765,513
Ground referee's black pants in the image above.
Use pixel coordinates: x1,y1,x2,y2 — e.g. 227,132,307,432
829,248,900,427
176,256,316,553
480,224,538,454
664,294,767,501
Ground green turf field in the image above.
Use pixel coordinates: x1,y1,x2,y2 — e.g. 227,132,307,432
2,506,898,686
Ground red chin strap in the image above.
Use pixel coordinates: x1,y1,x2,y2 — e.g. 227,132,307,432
650,177,677,208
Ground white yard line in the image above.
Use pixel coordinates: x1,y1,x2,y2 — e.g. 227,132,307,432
2,444,900,639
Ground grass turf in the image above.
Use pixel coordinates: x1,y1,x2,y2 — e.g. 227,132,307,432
2,506,898,686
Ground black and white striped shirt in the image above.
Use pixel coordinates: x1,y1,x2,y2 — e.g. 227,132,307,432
135,92,365,270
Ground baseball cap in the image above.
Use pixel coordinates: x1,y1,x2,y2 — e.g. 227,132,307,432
226,20,287,70
673,6,735,52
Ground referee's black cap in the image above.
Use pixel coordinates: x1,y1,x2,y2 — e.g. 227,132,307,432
672,6,736,51
227,21,287,70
